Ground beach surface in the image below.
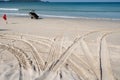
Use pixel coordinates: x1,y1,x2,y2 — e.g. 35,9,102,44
0,17,120,37
0,17,120,80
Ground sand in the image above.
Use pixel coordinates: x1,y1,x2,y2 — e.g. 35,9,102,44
0,17,120,80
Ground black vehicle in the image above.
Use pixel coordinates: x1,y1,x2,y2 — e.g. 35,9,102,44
29,10,39,19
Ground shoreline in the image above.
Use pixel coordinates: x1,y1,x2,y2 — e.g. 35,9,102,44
1,14,120,21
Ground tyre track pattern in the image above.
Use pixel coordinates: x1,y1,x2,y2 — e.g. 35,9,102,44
0,32,117,80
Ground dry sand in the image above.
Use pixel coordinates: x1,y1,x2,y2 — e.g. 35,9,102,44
0,17,120,80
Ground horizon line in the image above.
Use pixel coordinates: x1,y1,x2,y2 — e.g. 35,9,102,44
0,1,120,3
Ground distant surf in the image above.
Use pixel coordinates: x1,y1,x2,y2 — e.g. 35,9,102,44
0,8,19,11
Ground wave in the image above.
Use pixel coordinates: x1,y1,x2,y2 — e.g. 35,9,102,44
0,13,28,16
19,8,120,12
1,8,119,13
35,14,120,20
39,14,79,19
0,8,19,11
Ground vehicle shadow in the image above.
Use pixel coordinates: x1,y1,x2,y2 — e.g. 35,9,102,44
0,29,10,31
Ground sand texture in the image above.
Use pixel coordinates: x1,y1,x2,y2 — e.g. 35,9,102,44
0,17,120,80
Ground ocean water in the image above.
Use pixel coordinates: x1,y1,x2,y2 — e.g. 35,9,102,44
0,2,120,19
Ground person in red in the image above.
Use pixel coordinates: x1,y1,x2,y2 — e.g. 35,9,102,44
3,14,8,24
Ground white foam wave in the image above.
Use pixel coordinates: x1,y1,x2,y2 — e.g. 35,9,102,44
39,14,79,19
0,8,19,11
39,14,120,20
0,13,28,17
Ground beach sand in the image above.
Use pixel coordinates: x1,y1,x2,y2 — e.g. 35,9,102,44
0,17,120,80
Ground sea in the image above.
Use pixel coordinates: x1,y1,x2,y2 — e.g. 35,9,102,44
0,2,120,20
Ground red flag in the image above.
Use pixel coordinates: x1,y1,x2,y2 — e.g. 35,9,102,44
3,14,7,21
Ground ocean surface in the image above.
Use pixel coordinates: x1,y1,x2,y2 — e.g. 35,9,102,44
0,2,120,19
